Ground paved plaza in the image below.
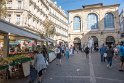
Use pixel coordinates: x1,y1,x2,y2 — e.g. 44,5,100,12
6,51,124,83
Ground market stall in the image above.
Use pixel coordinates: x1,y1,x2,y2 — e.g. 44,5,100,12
48,51,56,62
0,19,43,81
45,38,56,62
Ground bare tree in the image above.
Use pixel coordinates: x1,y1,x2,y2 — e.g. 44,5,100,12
0,0,7,18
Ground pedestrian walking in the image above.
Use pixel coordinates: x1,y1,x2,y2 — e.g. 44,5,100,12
75,47,78,53
65,45,69,63
99,44,107,62
82,43,86,52
70,45,74,55
29,63,38,83
55,45,62,65
80,44,83,52
34,50,47,83
84,46,90,58
42,45,48,63
106,45,114,68
61,45,65,56
113,45,119,56
118,42,124,72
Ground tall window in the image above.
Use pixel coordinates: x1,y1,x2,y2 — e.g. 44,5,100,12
87,13,98,29
16,15,20,25
7,14,11,22
73,16,81,32
17,0,22,9
7,0,12,9
104,13,114,28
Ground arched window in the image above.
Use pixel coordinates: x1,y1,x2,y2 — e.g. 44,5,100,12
87,13,98,29
73,16,81,32
104,13,114,28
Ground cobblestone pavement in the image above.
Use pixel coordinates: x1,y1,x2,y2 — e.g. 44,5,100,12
5,51,124,83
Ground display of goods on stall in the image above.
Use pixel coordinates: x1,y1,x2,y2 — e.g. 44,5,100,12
0,58,8,65
9,55,32,66
0,58,9,70
25,53,34,58
0,54,33,70
0,70,7,83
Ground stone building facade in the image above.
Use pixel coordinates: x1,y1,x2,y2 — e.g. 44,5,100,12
119,9,124,41
4,0,68,43
5,0,49,34
68,3,120,47
48,1,68,44
120,9,124,32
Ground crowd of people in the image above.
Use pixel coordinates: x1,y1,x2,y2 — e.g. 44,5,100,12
54,44,74,65
29,45,48,83
28,41,124,83
82,41,124,72
99,42,124,72
29,44,75,83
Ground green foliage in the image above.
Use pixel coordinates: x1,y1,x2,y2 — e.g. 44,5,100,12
43,19,56,37
0,0,7,18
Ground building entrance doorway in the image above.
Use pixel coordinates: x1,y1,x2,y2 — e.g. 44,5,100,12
91,36,98,51
106,36,115,46
73,37,81,51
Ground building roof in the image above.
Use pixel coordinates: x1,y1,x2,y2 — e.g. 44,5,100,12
82,3,103,8
119,8,124,17
68,3,120,12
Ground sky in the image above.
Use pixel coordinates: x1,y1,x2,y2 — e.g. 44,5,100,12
55,0,124,13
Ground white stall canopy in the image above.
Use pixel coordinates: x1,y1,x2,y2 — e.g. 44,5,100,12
0,19,41,40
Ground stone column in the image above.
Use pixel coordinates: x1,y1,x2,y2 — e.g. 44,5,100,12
3,34,9,57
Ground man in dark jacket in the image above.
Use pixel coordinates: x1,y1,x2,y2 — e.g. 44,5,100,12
106,45,114,68
84,46,90,58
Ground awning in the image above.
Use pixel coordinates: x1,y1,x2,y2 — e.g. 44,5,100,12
0,19,41,40
45,37,56,43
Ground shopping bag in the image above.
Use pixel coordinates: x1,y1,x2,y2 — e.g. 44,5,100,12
45,60,49,66
103,53,107,57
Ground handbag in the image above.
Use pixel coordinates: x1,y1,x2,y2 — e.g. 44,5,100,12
103,53,107,57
